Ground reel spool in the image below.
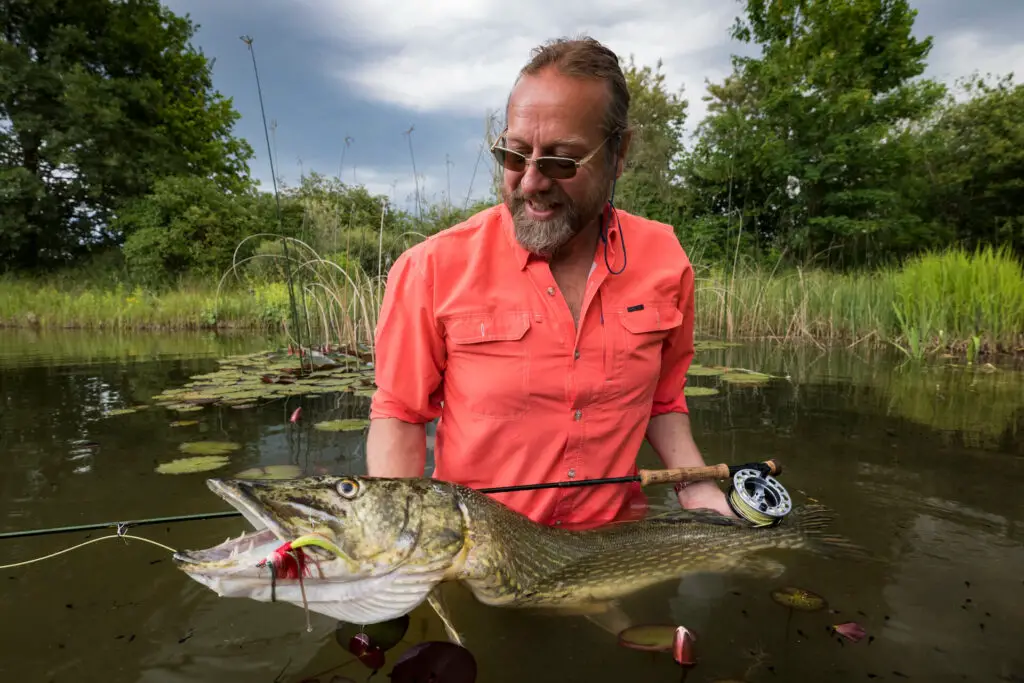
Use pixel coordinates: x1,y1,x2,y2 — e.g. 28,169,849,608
726,468,792,527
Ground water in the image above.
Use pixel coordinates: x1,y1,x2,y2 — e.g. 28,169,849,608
1,328,1023,682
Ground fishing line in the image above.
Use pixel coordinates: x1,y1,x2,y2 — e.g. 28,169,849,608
0,533,177,571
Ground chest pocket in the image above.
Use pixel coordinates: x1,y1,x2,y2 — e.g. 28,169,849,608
610,303,683,406
443,311,532,419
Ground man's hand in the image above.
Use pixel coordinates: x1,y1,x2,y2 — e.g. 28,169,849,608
676,479,736,517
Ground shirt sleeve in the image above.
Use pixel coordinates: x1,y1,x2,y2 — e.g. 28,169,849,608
369,247,446,423
650,259,695,417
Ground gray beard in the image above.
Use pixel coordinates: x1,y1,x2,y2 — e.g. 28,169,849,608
503,186,604,259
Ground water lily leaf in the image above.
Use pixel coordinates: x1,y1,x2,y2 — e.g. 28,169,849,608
234,465,303,480
179,441,242,456
156,455,231,474
103,407,138,417
334,615,409,653
684,386,720,397
771,586,826,611
314,419,370,432
720,371,772,386
617,624,677,651
694,341,742,351
687,364,728,377
168,404,203,413
169,420,199,427
390,641,477,683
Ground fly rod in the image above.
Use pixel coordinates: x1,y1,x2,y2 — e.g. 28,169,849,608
0,459,784,541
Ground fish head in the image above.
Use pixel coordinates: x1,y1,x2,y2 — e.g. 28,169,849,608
172,475,470,624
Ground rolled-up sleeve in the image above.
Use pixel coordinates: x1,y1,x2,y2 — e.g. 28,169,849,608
369,248,445,424
650,260,695,417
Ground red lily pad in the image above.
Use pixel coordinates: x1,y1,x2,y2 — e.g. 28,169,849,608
389,641,477,683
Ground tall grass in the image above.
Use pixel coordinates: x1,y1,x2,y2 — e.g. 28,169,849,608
692,244,1024,358
3,238,1022,362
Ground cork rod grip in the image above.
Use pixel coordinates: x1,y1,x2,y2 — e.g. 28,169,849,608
639,464,729,487
637,459,782,487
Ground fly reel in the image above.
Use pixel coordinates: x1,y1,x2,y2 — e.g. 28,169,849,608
726,467,792,527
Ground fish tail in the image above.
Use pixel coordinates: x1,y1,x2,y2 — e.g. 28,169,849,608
780,504,871,562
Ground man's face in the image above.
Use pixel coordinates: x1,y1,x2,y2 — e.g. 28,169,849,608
500,67,620,258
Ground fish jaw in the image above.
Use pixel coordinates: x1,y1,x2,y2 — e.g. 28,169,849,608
172,476,467,625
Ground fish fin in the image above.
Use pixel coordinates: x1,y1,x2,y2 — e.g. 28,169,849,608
784,504,872,562
427,588,465,646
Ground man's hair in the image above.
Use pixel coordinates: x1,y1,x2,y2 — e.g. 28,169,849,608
514,35,631,144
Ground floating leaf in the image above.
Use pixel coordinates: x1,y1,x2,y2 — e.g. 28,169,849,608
103,407,139,417
179,441,242,456
314,419,370,432
771,587,826,611
720,371,772,386
617,624,677,651
169,420,199,427
694,341,742,351
687,364,728,377
156,455,231,474
390,641,477,683
832,621,867,643
234,465,303,480
684,386,720,397
334,615,409,653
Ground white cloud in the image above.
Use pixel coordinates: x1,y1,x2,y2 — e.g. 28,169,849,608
300,0,740,133
925,30,1024,91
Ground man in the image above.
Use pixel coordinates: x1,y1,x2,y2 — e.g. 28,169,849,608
366,36,733,529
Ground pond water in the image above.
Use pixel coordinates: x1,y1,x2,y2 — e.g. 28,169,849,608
1,327,1023,683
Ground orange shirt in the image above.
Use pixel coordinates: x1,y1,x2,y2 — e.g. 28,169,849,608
370,203,696,529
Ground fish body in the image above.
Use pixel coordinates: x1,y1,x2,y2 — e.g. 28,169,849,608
173,475,863,625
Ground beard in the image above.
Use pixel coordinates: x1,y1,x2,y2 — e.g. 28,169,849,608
503,178,608,258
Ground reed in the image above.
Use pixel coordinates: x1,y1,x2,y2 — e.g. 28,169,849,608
692,245,1024,358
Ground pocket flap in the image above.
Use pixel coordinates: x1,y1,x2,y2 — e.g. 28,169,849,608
446,311,531,344
619,304,683,334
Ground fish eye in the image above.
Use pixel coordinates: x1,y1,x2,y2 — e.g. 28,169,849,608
336,478,359,498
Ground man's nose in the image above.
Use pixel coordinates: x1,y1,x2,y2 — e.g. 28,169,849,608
519,160,554,196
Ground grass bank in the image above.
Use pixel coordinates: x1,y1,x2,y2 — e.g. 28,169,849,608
2,243,1022,361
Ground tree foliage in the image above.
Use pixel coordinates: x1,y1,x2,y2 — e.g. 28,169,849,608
0,0,253,271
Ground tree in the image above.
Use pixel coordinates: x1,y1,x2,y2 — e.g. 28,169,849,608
0,0,253,272
683,0,947,267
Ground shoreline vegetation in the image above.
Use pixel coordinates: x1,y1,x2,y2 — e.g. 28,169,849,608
3,242,1022,364
3,1,1023,367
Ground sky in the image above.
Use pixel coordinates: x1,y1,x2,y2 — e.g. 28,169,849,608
161,0,1024,215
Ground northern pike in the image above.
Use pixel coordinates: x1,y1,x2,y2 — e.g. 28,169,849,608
172,475,864,626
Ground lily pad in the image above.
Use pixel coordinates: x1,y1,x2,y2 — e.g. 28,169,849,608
314,419,371,432
103,407,139,417
771,586,826,611
684,386,720,397
617,624,677,652
694,341,743,351
686,364,728,377
720,371,772,386
234,465,303,480
156,455,231,474
169,420,199,427
179,441,242,456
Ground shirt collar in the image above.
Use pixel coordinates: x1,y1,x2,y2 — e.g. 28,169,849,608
500,202,622,272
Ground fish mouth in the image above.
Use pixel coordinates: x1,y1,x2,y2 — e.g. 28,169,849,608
172,478,293,574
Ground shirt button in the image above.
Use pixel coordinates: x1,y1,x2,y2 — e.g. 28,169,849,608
574,409,582,421
546,286,555,296
568,468,576,479
573,349,580,360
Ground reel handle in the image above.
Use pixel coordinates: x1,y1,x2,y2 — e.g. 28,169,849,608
639,459,782,487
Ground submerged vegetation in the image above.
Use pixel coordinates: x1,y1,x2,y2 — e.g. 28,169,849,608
2,0,1023,362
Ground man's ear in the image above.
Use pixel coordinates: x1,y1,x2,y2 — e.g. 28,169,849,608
613,129,633,178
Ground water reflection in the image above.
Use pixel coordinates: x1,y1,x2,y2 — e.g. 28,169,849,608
0,331,1022,682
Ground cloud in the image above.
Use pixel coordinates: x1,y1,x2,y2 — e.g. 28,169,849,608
299,0,742,131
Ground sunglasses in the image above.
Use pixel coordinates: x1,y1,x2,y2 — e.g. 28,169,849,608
490,129,610,180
